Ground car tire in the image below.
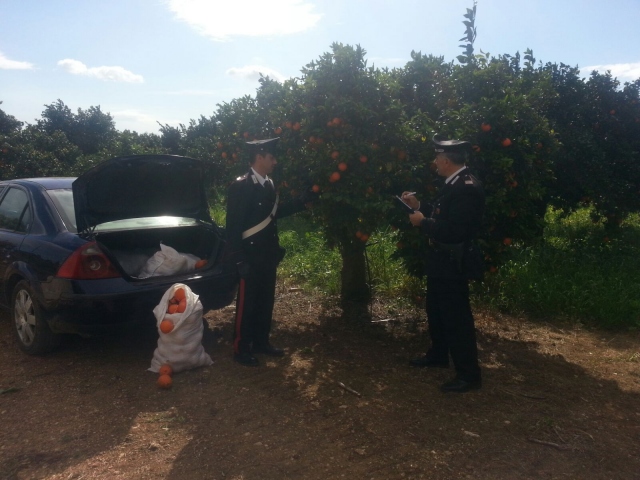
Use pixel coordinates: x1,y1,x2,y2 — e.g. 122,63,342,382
12,280,60,355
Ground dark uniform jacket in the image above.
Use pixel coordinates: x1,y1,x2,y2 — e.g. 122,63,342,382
225,170,305,272
419,167,485,280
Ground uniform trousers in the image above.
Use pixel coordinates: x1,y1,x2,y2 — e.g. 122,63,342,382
426,277,481,382
233,261,277,354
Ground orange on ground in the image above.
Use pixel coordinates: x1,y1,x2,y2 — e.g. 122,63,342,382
159,364,173,376
157,374,173,389
160,319,174,334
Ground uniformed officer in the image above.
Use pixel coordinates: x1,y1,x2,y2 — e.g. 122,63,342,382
401,136,485,392
225,137,309,366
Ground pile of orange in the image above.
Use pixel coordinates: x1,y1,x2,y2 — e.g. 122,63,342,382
166,287,187,314
157,363,173,389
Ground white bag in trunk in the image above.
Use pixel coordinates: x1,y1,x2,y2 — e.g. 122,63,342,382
149,283,213,373
139,243,189,278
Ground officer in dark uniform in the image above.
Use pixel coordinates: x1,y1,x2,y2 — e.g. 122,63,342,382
402,136,485,392
225,137,309,366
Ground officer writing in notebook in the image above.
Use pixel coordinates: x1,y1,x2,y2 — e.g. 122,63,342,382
225,137,312,366
401,136,485,392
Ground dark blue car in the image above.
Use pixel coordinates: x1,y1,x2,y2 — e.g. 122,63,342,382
0,155,237,354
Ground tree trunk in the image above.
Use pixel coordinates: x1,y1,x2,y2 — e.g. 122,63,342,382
340,243,370,303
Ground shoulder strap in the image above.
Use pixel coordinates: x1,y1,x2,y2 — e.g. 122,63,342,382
241,194,279,240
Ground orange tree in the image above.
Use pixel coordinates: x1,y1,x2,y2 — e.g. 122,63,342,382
390,49,560,275
540,65,640,228
253,43,413,301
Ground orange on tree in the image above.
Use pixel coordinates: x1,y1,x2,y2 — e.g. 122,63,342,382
292,122,301,131
311,185,320,193
221,151,228,159
338,162,347,172
157,374,173,389
160,319,174,333
274,127,282,135
329,172,340,183
359,155,368,163
503,237,512,246
243,131,250,139
481,123,492,132
331,150,340,160
501,138,512,147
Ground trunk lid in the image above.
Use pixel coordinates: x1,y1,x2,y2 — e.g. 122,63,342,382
73,155,213,234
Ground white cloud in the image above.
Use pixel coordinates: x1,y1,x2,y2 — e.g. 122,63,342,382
226,65,287,82
582,62,640,82
0,51,34,70
111,109,162,133
166,0,322,41
57,59,144,83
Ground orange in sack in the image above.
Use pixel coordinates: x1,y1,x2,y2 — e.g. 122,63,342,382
157,374,172,389
174,288,186,302
195,259,208,269
167,304,178,314
160,319,174,334
176,298,187,313
159,364,173,376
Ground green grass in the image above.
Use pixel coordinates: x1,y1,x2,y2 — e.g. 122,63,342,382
211,192,640,330
480,208,640,329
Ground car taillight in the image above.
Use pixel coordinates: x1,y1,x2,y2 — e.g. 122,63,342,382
56,241,121,279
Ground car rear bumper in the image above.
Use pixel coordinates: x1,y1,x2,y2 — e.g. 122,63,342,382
41,272,238,335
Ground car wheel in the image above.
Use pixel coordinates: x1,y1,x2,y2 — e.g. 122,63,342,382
12,280,60,355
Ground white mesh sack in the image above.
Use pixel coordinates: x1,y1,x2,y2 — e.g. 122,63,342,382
148,283,213,373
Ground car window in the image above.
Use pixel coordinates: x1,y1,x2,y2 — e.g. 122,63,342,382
46,188,77,233
0,187,30,232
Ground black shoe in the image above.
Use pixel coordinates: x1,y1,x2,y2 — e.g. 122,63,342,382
440,378,481,393
409,355,449,368
252,343,285,357
234,352,260,366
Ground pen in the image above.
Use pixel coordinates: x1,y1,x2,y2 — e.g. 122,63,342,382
406,192,417,196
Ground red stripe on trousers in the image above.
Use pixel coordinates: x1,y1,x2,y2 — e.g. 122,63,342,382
234,278,246,354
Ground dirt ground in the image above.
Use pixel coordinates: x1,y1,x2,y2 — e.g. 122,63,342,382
1,289,639,480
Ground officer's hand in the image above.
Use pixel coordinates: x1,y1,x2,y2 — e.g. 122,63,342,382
401,191,419,209
236,261,251,279
299,187,320,205
409,211,425,226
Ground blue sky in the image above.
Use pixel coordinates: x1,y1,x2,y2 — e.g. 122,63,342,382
2,0,639,134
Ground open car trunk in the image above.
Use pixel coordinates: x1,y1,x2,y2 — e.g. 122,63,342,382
94,222,226,279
